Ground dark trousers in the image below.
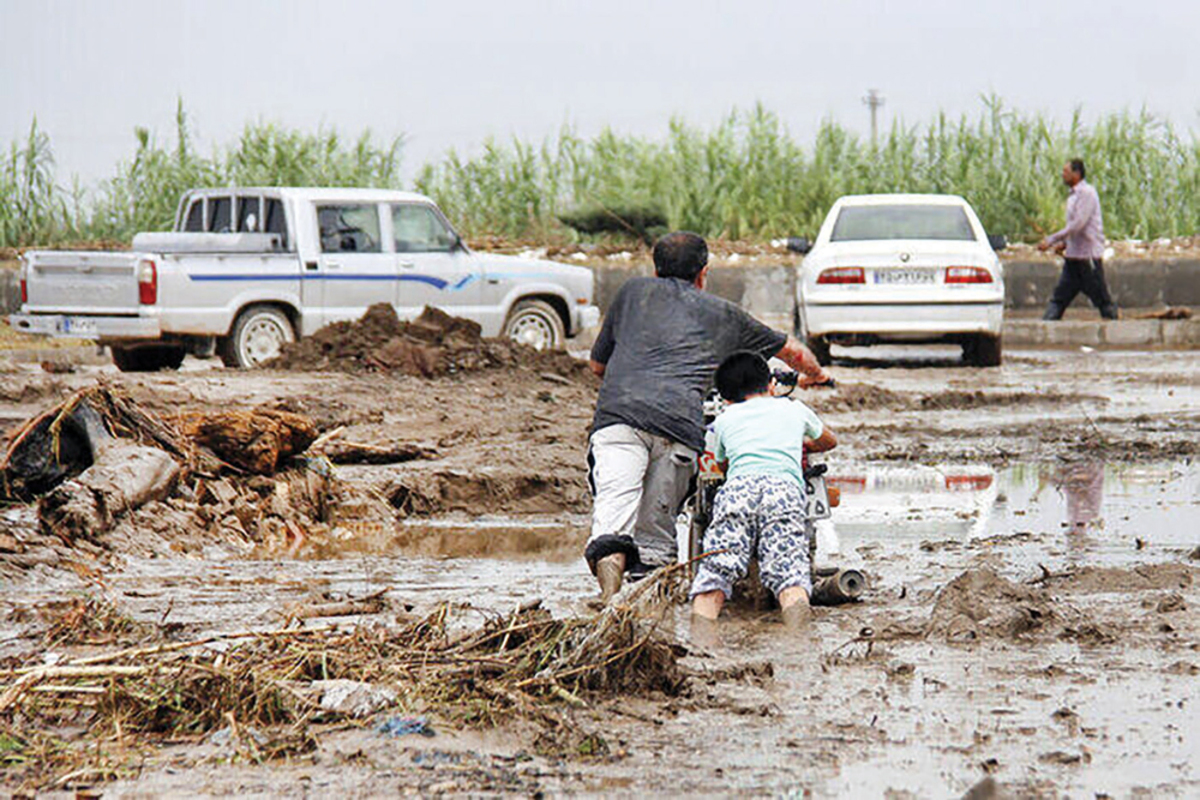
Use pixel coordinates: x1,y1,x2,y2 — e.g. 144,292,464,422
1043,257,1118,320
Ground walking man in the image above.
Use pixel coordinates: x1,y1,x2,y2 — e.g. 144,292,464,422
1038,159,1118,320
584,231,833,603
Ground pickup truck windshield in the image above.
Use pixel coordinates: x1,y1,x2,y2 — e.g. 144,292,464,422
831,205,975,242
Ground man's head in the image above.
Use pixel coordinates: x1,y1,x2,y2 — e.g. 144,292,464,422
653,231,709,284
1062,159,1085,187
715,351,772,403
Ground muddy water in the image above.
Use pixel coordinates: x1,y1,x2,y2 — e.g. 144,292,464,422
7,459,1172,796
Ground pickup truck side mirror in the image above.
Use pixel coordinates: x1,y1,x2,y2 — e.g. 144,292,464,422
786,237,812,255
987,234,1007,252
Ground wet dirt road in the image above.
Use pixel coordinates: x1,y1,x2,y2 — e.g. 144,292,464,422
1,346,1198,797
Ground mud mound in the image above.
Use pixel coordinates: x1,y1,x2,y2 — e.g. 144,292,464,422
928,568,1058,641
917,390,1104,411
1039,563,1195,594
816,383,910,413
270,304,588,379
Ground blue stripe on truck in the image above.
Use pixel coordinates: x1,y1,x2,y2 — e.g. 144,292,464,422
187,273,479,290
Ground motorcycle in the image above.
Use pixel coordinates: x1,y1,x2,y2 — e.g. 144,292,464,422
684,368,866,606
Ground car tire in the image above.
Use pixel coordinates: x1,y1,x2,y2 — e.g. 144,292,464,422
111,345,185,372
807,335,832,366
219,305,295,369
965,334,1002,367
504,299,565,350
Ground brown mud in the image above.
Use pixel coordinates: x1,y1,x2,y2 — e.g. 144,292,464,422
0,334,1198,796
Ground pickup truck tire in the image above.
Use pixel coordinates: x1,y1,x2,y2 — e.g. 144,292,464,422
111,345,186,373
964,334,1002,367
503,299,564,351
219,305,296,369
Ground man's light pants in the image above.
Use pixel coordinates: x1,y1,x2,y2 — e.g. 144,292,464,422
587,424,697,568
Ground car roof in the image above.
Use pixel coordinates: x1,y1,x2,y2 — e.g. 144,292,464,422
184,187,435,204
834,193,970,207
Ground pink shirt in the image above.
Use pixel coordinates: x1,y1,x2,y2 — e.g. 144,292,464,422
1046,180,1105,259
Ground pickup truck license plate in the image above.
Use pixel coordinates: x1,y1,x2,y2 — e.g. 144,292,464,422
60,317,98,336
874,269,934,285
805,475,832,520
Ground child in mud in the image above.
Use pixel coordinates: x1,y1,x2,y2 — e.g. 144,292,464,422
690,351,837,632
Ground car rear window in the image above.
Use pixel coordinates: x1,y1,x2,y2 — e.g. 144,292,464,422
831,205,976,242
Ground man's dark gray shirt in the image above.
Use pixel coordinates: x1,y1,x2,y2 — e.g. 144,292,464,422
590,276,787,452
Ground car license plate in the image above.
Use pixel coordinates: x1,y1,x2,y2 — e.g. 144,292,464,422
805,475,832,520
874,269,934,284
60,317,98,336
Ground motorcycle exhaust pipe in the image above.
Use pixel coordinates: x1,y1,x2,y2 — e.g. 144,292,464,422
810,568,866,606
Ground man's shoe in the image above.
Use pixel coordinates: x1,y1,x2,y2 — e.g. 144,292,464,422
596,554,624,604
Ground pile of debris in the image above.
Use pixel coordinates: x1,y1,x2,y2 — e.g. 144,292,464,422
268,304,588,379
0,578,690,790
0,386,396,569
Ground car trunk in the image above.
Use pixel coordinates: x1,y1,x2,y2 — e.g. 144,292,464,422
806,240,998,303
23,251,144,314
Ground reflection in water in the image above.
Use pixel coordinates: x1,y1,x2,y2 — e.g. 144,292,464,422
826,459,1196,562
1037,459,1104,531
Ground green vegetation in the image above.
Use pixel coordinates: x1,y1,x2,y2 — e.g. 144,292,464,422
3,97,1199,248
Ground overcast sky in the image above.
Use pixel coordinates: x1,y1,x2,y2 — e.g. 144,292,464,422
3,0,1198,185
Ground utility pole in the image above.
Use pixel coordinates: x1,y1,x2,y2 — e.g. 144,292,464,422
863,89,885,146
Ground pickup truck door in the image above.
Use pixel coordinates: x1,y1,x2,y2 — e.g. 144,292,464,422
312,203,397,324
389,203,482,320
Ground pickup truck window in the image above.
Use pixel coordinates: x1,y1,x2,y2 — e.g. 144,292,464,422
184,200,204,232
238,197,261,232
210,197,233,233
392,204,456,253
831,205,975,242
318,204,381,253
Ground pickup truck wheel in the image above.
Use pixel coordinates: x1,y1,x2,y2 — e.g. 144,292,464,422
807,336,832,366
504,299,564,351
111,345,185,372
964,334,1002,367
220,305,295,369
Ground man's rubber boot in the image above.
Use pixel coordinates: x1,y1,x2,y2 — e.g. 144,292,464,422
596,554,624,605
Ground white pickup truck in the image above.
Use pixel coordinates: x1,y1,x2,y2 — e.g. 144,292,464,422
8,187,599,371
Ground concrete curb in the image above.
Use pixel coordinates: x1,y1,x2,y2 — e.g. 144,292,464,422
1004,318,1200,348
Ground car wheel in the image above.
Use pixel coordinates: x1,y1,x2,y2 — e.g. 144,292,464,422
504,299,565,350
965,334,1002,367
111,345,185,372
807,335,832,366
219,305,295,369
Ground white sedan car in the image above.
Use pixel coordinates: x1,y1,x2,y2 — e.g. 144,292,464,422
791,194,1006,366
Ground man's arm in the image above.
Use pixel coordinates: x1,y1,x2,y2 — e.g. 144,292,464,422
589,359,606,377
1041,191,1096,248
776,335,834,386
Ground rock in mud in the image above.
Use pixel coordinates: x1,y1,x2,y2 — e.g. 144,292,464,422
927,568,1057,642
314,679,397,718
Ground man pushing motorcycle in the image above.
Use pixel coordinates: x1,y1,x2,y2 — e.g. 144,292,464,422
585,231,834,604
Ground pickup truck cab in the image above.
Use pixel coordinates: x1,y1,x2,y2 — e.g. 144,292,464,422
791,194,1006,367
9,187,599,370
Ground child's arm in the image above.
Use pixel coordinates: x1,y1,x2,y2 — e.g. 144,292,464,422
805,427,837,453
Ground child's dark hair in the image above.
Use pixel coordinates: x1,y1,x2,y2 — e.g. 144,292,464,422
715,351,771,402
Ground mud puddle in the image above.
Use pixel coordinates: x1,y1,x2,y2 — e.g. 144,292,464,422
827,458,1198,571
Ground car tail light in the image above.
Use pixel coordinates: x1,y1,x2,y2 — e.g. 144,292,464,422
817,267,865,285
137,259,157,305
945,266,993,284
20,277,27,304
945,474,994,491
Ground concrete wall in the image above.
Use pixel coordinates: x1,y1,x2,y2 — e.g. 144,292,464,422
1003,259,1200,309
